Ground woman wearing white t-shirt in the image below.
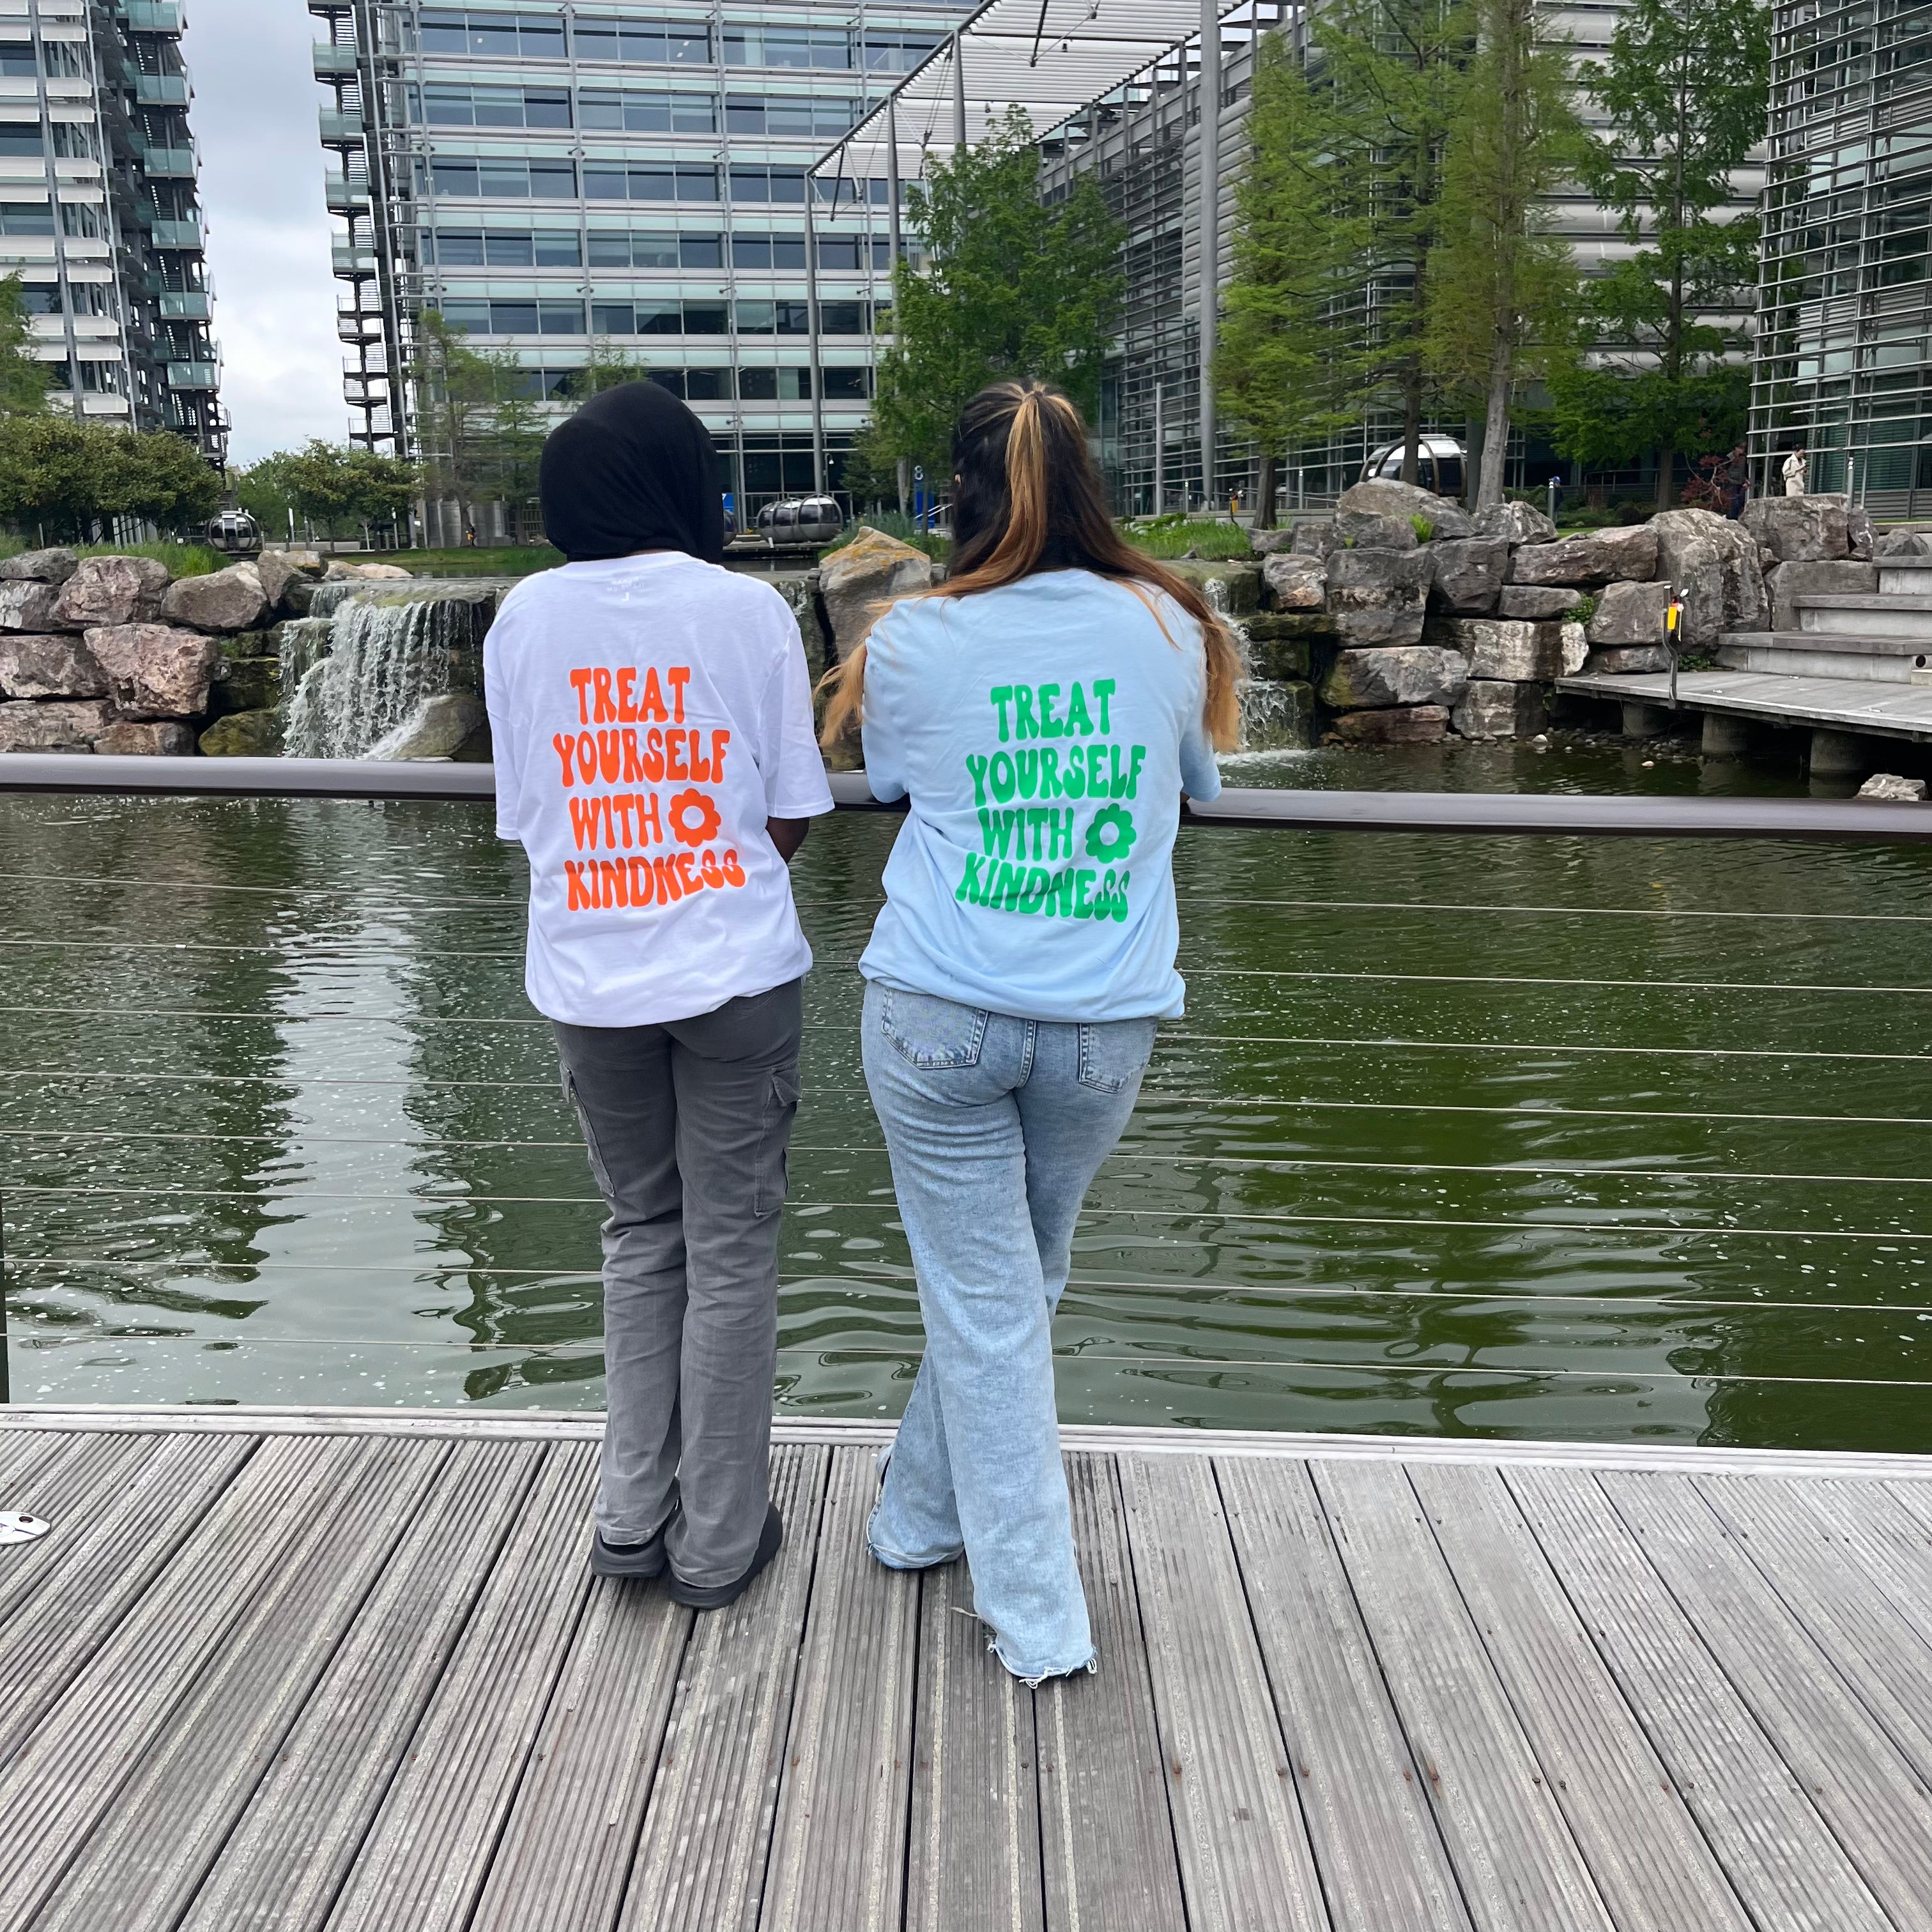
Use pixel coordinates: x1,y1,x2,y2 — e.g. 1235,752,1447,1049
820,381,1241,1682
486,381,834,1607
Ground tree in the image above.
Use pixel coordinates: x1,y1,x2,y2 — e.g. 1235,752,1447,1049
872,105,1124,475
560,335,652,401
236,441,420,541
1423,0,1583,505
1549,0,1768,505
0,415,218,536
1216,33,1363,525
411,309,509,537
0,274,50,416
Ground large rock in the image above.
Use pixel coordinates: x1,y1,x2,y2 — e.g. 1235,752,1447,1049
0,579,67,632
1473,500,1558,544
819,525,933,661
199,708,284,757
1584,645,1673,673
85,623,221,717
1335,478,1476,540
1436,617,1565,681
162,563,269,634
1859,773,1928,801
53,555,169,628
1875,530,1931,558
1243,614,1319,680
1650,508,1766,648
1587,581,1675,648
1453,679,1547,740
1560,622,1589,674
0,633,104,699
1262,552,1327,611
1290,519,1337,559
1334,509,1418,551
210,649,280,716
1427,537,1508,614
1765,559,1878,632
1331,704,1450,745
324,560,415,581
1246,526,1296,555
254,549,326,613
1498,585,1583,619
1325,548,1434,646
365,691,490,761
0,546,78,584
1848,505,1876,560
95,719,195,756
1741,493,1851,564
1319,645,1468,709
1165,560,1261,615
771,572,828,678
1508,523,1659,586
0,697,114,751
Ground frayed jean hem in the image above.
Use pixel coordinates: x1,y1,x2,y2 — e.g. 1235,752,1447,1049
992,1639,1099,1688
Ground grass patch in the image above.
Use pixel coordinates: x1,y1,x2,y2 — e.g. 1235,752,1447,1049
820,512,951,564
1121,516,1256,561
378,544,565,578
77,540,221,577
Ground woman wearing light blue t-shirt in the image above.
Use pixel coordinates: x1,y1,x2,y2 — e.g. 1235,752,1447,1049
820,381,1241,1682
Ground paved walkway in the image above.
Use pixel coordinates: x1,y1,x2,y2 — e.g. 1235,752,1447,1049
0,1407,1929,1931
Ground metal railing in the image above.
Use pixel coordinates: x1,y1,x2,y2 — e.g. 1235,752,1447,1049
6,753,1932,1432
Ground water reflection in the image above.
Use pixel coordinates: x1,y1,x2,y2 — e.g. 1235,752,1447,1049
4,740,1931,1450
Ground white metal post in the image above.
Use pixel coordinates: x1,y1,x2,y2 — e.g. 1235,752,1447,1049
1154,385,1165,514
953,32,968,149
806,208,825,493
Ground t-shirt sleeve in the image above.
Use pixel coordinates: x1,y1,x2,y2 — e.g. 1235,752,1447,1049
760,606,836,820
856,611,909,803
482,615,526,841
1178,642,1223,803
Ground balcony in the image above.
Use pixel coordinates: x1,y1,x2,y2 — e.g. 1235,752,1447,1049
319,109,365,145
133,73,190,105
325,176,370,213
336,308,382,341
139,143,196,178
165,358,218,389
157,288,211,319
332,241,376,274
149,217,203,249
122,2,184,32
312,43,359,79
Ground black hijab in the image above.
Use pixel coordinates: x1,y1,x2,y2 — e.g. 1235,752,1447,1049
539,380,724,564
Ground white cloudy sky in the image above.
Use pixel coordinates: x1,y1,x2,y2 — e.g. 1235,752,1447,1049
185,0,347,464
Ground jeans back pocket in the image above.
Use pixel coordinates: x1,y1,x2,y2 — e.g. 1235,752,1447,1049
1077,1018,1158,1094
881,988,990,1070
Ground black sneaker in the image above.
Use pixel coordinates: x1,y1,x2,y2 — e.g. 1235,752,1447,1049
665,1502,783,1609
590,1516,672,1579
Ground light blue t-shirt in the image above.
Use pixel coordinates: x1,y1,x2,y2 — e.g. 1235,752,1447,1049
857,569,1223,1022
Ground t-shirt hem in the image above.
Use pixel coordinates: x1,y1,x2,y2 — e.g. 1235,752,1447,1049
857,960,1184,1025
532,958,811,1030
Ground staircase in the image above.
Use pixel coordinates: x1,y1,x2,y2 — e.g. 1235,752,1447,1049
1717,557,1932,682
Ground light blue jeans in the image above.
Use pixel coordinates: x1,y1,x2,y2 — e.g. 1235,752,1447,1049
861,979,1156,1682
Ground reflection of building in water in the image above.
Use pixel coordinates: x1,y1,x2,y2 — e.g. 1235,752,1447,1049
1751,1,1932,516
307,0,970,530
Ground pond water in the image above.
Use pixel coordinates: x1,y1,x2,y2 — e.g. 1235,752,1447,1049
5,737,1932,1451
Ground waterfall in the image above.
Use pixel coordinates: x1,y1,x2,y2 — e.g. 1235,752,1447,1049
281,590,484,759
1201,575,1307,754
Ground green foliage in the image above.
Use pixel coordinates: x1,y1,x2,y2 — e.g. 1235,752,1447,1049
1120,518,1258,560
1423,0,1584,503
871,106,1124,473
77,540,220,576
1409,514,1437,542
385,544,564,577
0,413,219,537
819,513,951,564
0,274,50,416
1549,0,1768,500
236,441,420,539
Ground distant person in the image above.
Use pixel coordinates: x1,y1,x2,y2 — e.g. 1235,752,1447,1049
1784,447,1809,496
820,380,1241,1682
486,381,834,1607
1724,445,1750,519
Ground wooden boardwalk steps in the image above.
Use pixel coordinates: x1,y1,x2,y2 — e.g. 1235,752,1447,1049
0,1409,1929,1932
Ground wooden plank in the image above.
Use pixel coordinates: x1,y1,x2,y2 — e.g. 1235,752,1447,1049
1119,1453,1328,1932
1218,1457,1469,1932
620,1444,831,1932
905,1548,1043,1932
1698,1474,1932,1790
325,1440,598,1932
1597,1469,1932,1928
1409,1462,1752,1932
1506,1465,1891,1932
0,1434,342,1928
470,1583,693,1932
178,1436,546,1932
31,1438,448,1932
1036,1453,1187,1932
1314,1460,1611,1932
760,1445,917,1932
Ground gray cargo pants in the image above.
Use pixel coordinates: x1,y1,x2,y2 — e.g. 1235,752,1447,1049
554,977,802,1587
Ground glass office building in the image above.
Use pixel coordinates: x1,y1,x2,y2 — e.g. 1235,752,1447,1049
1751,0,1932,515
310,1,967,525
0,1,224,461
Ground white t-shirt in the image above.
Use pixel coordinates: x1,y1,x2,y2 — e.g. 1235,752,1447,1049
485,552,834,1027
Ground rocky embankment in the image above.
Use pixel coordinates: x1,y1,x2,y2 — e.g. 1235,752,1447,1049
0,549,410,756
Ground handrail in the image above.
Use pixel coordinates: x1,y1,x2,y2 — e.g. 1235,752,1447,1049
4,754,1932,842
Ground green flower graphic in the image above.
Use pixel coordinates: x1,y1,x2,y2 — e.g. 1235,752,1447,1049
1084,802,1138,864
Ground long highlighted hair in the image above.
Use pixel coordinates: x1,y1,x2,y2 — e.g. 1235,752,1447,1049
819,379,1243,750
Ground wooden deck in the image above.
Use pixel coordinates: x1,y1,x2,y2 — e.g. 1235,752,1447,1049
1560,665,1932,742
1,1407,1931,1932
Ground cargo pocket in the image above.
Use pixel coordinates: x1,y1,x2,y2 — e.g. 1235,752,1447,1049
560,1062,619,1207
1076,1018,1158,1095
755,1065,802,1215
881,988,989,1070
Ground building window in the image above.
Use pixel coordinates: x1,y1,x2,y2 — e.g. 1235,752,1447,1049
724,95,861,139
0,43,34,77
863,30,943,73
76,360,123,393
41,41,83,79
59,203,103,238
820,365,870,399
647,367,732,400
17,283,57,313
587,229,721,268
723,26,852,69
572,17,711,64
51,123,98,159
413,84,571,129
426,157,579,198
729,165,807,204
735,298,811,335
736,367,813,402
0,126,43,157
583,162,718,203
428,228,581,267
417,10,567,60
816,234,891,272
0,201,54,236
591,298,680,334
438,296,585,335
730,232,807,270
578,89,716,134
